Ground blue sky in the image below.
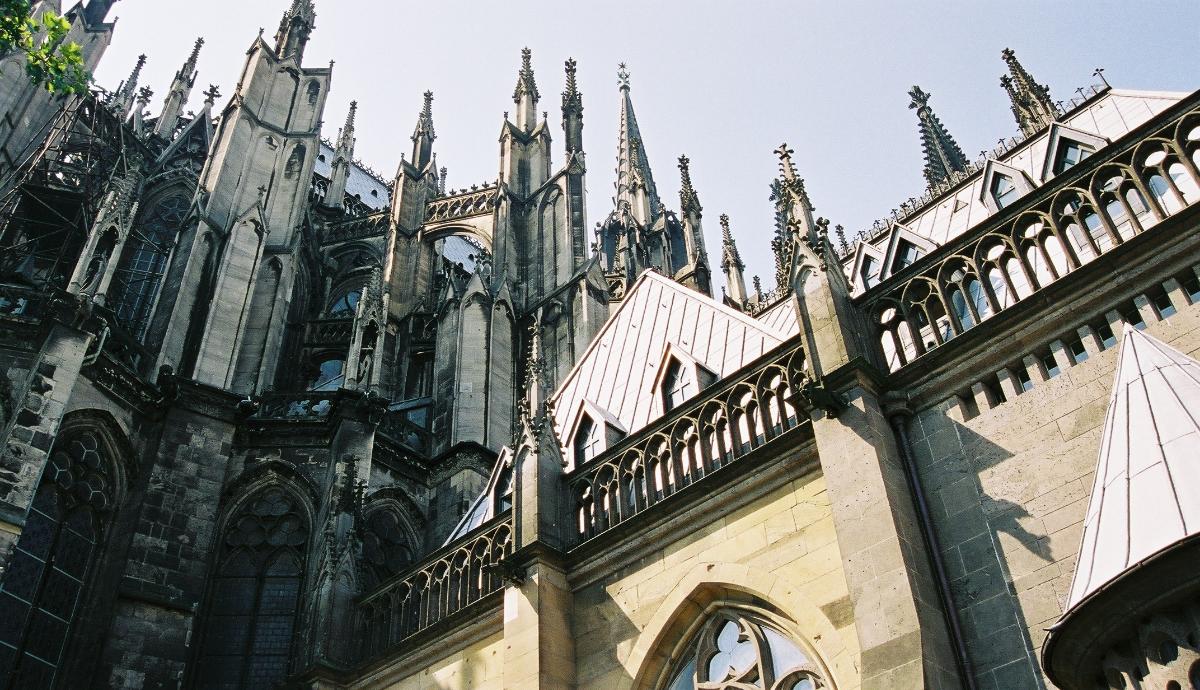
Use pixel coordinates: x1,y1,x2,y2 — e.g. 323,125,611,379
94,0,1200,293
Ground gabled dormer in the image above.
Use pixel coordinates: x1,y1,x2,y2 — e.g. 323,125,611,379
652,342,718,415
849,239,886,294
1040,123,1108,182
567,400,627,467
979,158,1036,214
879,224,936,281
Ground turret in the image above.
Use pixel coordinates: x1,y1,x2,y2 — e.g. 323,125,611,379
908,85,969,188
275,0,316,62
1001,48,1058,137
720,214,747,305
154,37,203,140
411,90,435,171
324,101,357,210
562,58,584,154
513,47,540,133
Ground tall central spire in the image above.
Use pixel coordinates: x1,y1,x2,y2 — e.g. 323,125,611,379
1000,48,1058,137
908,85,969,188
614,63,660,224
275,0,316,62
512,47,540,132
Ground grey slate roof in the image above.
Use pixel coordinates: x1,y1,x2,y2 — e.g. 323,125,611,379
1066,325,1200,610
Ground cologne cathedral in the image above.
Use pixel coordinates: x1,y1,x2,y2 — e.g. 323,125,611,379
1,1,1199,689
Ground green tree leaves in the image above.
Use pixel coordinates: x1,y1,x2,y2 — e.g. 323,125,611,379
0,0,91,96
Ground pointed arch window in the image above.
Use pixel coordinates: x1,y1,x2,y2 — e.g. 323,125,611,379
574,414,605,465
0,430,117,689
991,174,1019,209
326,289,359,318
662,358,697,413
662,611,829,690
361,510,412,587
109,193,189,339
195,488,309,690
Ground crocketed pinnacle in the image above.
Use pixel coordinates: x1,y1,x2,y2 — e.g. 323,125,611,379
1001,48,1058,137
412,91,434,141
719,214,743,271
614,63,660,213
562,58,582,113
338,100,357,152
112,54,146,115
908,85,969,187
175,38,203,88
678,155,702,215
275,0,315,60
513,47,540,103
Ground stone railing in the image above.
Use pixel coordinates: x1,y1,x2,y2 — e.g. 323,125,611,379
304,318,353,347
357,513,513,660
863,97,1200,373
567,339,812,544
424,184,499,224
376,407,433,454
320,212,388,246
250,393,336,421
0,284,47,320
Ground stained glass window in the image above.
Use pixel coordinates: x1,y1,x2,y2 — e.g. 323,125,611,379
109,194,189,339
195,488,308,690
0,430,115,689
663,611,827,690
362,510,412,586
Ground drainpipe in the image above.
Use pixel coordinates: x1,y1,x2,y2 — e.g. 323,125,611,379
885,395,978,690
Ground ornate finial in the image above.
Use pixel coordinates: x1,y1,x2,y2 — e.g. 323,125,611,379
439,166,448,194
999,48,1057,137
1093,66,1108,88
202,84,221,106
907,85,931,110
753,275,763,301
678,155,701,214
136,85,154,106
774,143,798,181
835,224,848,253
563,57,582,107
719,213,744,271
413,90,435,142
513,47,540,102
617,62,630,90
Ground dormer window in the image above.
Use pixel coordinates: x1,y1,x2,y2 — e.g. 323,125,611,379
662,358,697,412
859,255,881,289
574,414,604,465
991,174,1019,209
1053,140,1095,175
893,241,922,272
494,464,513,513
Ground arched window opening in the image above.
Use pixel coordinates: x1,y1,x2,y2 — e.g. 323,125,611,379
966,278,990,321
1127,188,1154,226
1169,162,1199,204
1043,234,1069,278
1105,199,1135,242
362,510,412,587
326,289,360,318
195,488,309,690
987,267,1013,310
1065,223,1096,264
308,356,345,391
1149,174,1183,214
1025,246,1053,288
991,174,1019,209
1081,212,1111,254
949,287,974,332
109,194,189,339
662,611,828,690
574,414,604,466
284,145,305,179
0,430,116,688
662,359,696,413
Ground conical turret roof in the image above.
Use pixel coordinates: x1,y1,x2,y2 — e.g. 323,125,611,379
1066,326,1200,611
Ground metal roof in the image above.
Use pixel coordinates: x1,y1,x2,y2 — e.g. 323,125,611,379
1066,325,1200,611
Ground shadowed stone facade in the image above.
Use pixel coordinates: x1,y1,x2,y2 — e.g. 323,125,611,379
0,2,1198,689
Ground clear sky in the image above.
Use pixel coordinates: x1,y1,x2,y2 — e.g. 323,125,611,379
93,0,1200,293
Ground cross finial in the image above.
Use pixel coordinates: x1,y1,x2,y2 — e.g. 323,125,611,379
908,85,931,110
1093,66,1109,87
202,84,221,106
617,62,630,90
775,143,797,181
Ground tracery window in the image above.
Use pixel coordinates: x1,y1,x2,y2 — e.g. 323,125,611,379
0,430,116,689
326,289,359,317
362,510,412,586
109,194,189,339
663,611,828,690
662,359,696,413
195,488,309,690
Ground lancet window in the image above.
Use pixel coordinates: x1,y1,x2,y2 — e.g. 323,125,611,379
662,611,828,690
109,193,189,339
0,430,117,689
195,488,309,690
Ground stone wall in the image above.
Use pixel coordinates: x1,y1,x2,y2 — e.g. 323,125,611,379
909,269,1200,688
353,629,505,689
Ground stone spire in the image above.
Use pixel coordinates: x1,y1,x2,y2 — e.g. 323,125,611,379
614,63,660,225
562,57,584,153
411,90,435,169
512,47,540,132
154,37,204,140
275,0,316,62
720,213,748,304
111,54,146,119
1001,48,1058,137
677,154,701,216
908,85,969,188
324,101,357,209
